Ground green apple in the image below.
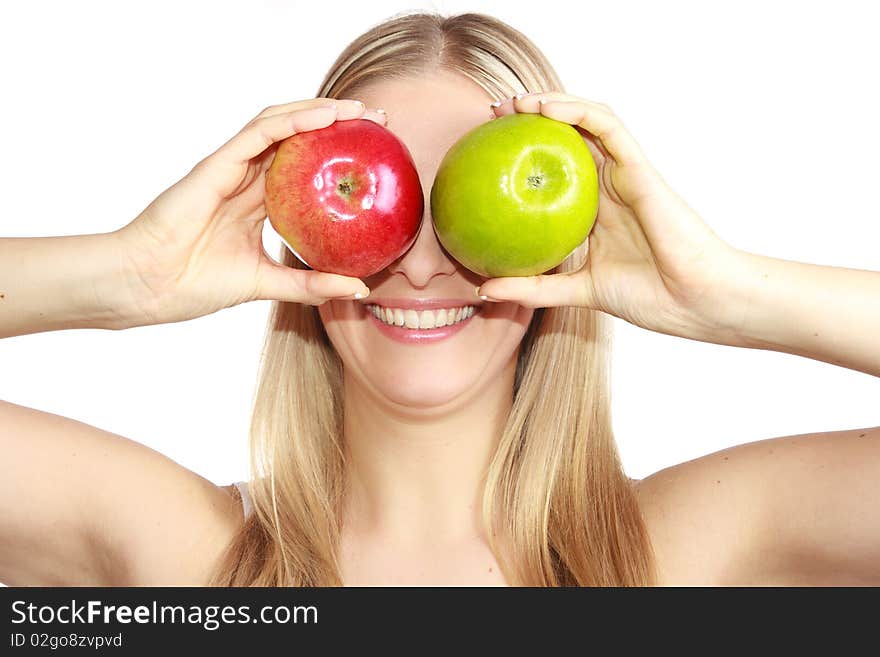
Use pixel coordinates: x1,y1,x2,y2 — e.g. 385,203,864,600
430,113,599,277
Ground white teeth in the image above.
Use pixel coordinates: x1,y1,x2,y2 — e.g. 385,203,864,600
368,305,477,330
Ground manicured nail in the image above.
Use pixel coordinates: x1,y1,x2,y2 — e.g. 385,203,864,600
490,99,503,108
353,288,369,299
376,108,386,115
476,287,501,302
539,97,548,105
514,93,525,100
352,100,365,109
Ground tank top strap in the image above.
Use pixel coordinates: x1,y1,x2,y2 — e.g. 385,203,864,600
232,480,253,519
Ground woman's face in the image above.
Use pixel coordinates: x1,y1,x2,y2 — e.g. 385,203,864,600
318,70,535,412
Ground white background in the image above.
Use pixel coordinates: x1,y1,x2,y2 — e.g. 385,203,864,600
1,0,877,491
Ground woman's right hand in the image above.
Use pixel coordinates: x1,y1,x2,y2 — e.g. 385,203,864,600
113,98,381,326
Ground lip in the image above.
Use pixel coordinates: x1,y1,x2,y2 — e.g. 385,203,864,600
364,302,480,344
361,297,482,310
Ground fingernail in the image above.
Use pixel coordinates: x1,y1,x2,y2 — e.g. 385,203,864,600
514,93,525,101
476,287,501,302
353,100,365,109
539,97,548,105
353,288,370,299
376,108,386,115
490,99,502,108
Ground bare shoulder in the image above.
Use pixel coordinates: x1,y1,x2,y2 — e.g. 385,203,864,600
112,472,245,585
0,398,244,585
631,426,880,586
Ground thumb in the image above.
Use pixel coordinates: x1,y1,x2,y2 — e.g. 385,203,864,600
255,263,370,305
477,270,596,309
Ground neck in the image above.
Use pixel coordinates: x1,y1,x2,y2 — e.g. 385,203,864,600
340,355,517,545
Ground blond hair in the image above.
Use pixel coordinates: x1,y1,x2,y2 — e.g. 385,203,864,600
210,11,656,586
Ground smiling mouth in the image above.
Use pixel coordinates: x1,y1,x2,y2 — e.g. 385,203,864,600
365,303,479,330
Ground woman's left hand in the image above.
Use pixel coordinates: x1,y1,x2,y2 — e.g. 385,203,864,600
479,92,752,343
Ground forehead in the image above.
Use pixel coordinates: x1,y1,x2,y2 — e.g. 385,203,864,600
353,69,496,171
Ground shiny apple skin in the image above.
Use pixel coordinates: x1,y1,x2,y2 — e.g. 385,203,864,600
430,113,599,277
265,119,424,278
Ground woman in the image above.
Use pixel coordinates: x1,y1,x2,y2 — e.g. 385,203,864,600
1,12,877,587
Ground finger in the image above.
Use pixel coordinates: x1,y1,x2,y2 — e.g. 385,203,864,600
253,98,383,124
491,91,569,117
490,94,520,117
476,271,595,309
251,97,357,120
513,91,570,114
334,100,368,121
361,108,388,126
204,105,337,172
326,102,388,125
255,262,370,306
489,91,612,173
537,99,648,168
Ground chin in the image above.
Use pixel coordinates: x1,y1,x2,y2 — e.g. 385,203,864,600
367,368,482,411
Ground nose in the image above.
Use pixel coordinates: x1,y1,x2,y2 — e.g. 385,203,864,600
385,201,457,287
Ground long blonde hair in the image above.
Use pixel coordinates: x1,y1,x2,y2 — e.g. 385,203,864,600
210,11,656,586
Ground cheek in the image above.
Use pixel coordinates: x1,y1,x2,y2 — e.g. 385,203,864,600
317,304,329,326
489,303,535,337
316,302,346,343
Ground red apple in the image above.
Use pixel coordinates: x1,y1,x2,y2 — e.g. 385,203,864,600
265,118,424,278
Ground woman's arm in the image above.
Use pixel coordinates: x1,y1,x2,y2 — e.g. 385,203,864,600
719,252,880,377
0,232,146,338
